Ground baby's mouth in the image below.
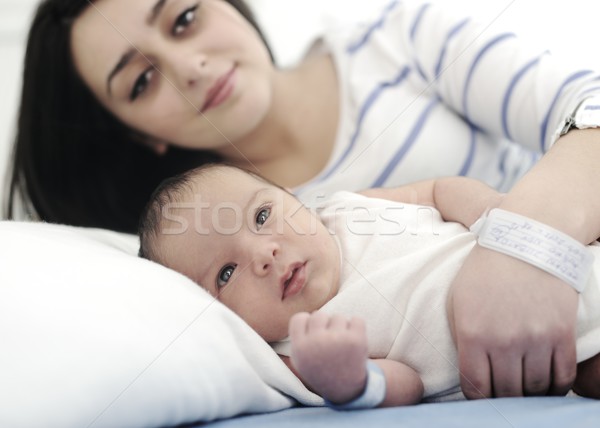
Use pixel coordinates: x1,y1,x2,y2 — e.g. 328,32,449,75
281,262,307,300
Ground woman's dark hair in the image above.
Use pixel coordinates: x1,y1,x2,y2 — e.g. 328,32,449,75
3,0,273,233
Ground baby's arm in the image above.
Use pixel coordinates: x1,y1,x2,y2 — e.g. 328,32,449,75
283,312,423,407
359,177,503,227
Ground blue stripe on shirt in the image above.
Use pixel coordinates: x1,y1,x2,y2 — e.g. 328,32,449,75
372,97,440,187
410,3,433,82
579,84,600,98
314,66,412,186
458,122,477,176
539,69,593,151
530,150,542,167
347,0,400,55
410,3,431,42
496,145,510,189
501,55,543,140
434,18,470,78
415,62,428,82
462,33,516,122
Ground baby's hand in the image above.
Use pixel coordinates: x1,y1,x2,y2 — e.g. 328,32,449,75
289,312,369,404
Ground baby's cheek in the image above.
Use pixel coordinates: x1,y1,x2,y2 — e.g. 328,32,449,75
254,316,289,343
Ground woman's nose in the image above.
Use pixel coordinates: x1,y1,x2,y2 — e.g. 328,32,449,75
165,50,208,90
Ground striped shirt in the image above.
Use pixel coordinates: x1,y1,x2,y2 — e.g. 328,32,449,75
294,0,600,206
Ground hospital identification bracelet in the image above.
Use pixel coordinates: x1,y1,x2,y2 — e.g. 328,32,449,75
470,209,594,293
324,360,386,410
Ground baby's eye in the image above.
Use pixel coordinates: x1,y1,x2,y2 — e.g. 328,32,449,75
130,68,154,101
256,207,271,229
172,4,199,36
217,264,236,288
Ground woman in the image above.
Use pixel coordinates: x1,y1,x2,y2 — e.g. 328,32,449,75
6,0,600,402
6,0,273,232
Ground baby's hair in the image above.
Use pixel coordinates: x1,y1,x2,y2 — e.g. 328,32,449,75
138,163,285,264
138,167,199,264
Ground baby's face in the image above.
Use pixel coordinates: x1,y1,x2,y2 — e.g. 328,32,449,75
160,168,341,342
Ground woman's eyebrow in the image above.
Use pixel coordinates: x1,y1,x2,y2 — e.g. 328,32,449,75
147,0,168,26
105,0,169,96
107,49,136,96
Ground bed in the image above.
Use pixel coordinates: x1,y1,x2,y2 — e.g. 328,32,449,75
205,397,600,428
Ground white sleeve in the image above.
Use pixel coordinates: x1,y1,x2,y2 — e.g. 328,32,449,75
376,0,600,152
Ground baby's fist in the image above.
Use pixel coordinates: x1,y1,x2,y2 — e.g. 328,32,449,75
289,312,369,403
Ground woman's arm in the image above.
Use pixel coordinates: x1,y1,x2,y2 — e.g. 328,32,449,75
392,2,600,153
449,129,600,399
359,176,503,227
284,312,423,407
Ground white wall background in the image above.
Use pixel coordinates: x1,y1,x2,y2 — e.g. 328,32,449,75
2,0,600,207
0,0,38,207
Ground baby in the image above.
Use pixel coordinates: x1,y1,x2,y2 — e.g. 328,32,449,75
138,164,600,407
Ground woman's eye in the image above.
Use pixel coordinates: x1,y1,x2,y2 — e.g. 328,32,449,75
173,4,199,36
256,207,271,228
217,264,236,288
130,68,154,101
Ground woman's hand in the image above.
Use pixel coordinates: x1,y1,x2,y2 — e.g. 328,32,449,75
289,312,369,404
448,246,578,398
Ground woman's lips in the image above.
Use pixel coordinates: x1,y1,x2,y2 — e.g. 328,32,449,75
201,66,237,113
282,262,307,300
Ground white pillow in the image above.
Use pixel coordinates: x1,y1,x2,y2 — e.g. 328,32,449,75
0,221,320,428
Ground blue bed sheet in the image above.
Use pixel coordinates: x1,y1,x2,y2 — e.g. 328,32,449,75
203,397,599,427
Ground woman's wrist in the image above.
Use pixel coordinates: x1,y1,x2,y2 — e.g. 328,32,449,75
498,129,600,244
498,179,588,244
470,208,594,292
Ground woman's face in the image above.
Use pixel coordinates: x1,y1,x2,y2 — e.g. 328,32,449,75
71,0,274,152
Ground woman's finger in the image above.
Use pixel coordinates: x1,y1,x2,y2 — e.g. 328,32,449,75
549,343,577,396
522,347,552,396
458,345,493,399
489,351,523,397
